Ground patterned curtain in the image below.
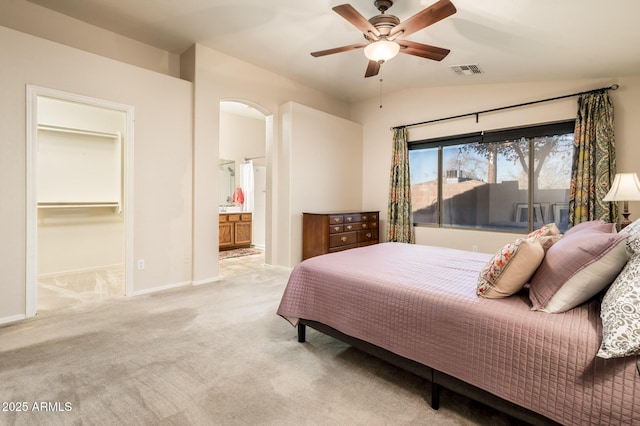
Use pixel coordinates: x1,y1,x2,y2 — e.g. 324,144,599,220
569,91,617,227
387,127,414,243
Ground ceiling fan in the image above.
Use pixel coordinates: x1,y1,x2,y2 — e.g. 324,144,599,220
311,0,457,78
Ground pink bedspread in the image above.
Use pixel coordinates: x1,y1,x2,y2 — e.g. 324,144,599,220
277,242,640,426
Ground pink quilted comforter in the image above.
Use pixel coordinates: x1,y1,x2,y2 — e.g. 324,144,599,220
277,242,640,425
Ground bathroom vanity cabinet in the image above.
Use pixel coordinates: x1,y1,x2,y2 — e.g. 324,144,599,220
219,213,252,250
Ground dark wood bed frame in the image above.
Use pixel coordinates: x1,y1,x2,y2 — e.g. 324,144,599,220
298,319,560,426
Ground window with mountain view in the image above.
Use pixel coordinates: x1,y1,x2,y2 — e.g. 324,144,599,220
409,121,575,233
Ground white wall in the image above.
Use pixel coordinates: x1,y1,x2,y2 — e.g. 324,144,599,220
281,102,364,266
253,166,267,249
351,77,640,254
219,110,266,189
0,25,192,322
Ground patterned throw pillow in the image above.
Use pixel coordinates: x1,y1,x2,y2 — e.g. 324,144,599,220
477,237,545,299
619,218,640,254
597,253,640,358
477,224,562,299
526,222,562,250
619,217,640,235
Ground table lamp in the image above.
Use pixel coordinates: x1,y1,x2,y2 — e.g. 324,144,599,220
602,172,640,229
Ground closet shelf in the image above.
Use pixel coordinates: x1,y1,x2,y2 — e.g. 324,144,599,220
38,202,121,213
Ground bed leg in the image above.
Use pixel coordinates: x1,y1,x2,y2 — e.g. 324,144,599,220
297,323,306,343
430,381,440,410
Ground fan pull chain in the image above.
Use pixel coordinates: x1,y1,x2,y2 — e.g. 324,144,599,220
379,78,383,109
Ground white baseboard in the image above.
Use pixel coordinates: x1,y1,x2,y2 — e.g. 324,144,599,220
0,314,27,326
130,280,192,296
192,276,220,286
38,263,124,279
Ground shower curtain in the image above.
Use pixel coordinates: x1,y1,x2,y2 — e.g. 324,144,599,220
241,160,255,212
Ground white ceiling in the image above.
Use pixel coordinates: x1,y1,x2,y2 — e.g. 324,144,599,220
26,0,640,102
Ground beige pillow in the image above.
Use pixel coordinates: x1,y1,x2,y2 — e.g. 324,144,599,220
477,237,545,298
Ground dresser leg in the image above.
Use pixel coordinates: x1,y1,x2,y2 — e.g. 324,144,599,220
297,323,306,343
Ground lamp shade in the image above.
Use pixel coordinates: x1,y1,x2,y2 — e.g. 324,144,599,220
602,172,640,201
364,39,400,62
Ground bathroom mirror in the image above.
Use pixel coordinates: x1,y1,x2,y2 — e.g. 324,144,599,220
219,159,235,206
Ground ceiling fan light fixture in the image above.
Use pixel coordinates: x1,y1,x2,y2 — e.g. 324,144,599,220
364,39,400,62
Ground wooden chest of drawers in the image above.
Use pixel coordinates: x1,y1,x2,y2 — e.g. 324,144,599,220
302,211,379,260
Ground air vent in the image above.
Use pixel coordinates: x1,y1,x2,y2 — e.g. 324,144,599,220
449,64,484,75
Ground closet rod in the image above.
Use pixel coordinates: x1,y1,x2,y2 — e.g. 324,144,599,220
391,84,619,130
38,124,120,139
244,156,265,161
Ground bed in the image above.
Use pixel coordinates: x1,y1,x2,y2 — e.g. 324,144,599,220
277,239,640,425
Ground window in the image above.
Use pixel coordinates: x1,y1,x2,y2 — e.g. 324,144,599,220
409,121,574,233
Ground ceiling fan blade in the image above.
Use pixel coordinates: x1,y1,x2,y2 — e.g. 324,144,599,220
333,4,380,39
365,60,381,78
389,0,457,40
397,40,450,61
311,42,368,57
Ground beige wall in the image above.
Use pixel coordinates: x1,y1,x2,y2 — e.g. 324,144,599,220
0,25,192,321
0,0,179,77
351,77,640,254
184,43,351,283
5,0,638,322
0,17,352,321
283,102,364,266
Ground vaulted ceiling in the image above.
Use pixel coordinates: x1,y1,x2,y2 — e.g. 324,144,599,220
26,0,640,102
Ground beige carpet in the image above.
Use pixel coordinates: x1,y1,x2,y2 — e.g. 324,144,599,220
0,261,524,426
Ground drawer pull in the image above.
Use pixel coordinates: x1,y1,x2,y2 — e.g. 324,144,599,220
366,233,372,238
361,223,368,229
333,217,340,223
362,215,368,220
334,226,340,232
346,225,352,230
341,236,347,242
346,217,353,222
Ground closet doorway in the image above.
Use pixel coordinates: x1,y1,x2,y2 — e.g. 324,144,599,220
26,86,134,317
219,100,269,266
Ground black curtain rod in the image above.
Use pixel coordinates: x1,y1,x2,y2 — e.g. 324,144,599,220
391,84,619,131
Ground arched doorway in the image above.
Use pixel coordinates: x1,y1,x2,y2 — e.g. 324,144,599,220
219,100,272,272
